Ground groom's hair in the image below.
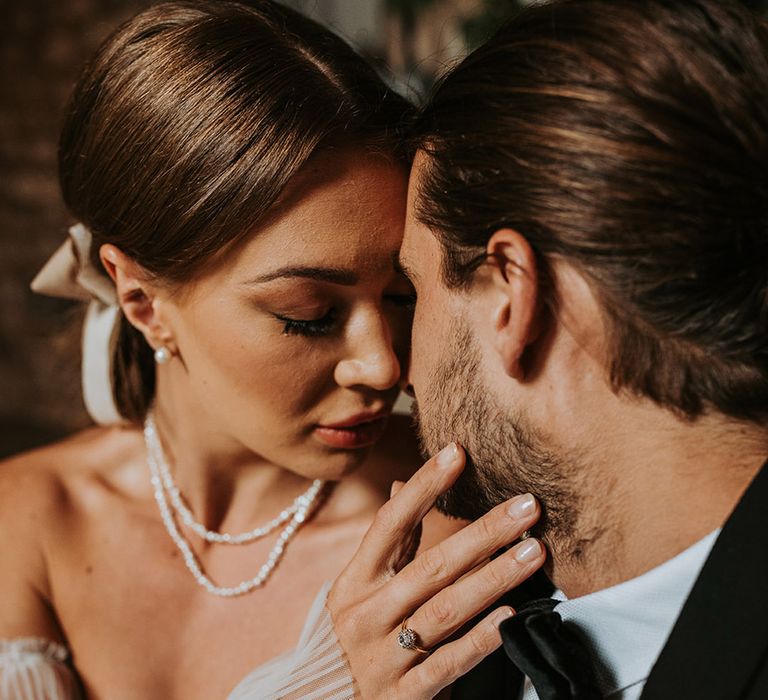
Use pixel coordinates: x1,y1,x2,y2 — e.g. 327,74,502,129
415,0,768,423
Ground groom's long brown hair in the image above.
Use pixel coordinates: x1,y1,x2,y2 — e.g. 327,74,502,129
415,0,768,423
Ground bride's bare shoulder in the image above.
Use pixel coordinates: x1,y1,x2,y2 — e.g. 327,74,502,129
0,425,145,522
0,426,145,637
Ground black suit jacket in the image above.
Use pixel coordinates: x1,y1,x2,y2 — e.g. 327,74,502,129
453,460,768,699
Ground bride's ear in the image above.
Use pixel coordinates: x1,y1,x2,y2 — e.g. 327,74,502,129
99,244,176,352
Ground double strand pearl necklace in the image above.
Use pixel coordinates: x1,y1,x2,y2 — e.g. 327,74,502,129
144,412,326,597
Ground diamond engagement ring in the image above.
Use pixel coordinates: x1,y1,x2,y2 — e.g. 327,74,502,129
397,618,430,654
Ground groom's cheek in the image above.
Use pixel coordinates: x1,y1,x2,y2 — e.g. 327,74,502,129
405,299,429,392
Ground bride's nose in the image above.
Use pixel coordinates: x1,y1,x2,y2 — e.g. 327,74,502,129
334,312,402,391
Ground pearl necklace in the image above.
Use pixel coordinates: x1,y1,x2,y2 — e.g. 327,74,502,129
144,413,326,597
145,414,318,544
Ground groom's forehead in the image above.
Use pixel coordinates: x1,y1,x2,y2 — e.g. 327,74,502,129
405,149,430,208
400,154,433,274
399,222,446,301
398,219,425,286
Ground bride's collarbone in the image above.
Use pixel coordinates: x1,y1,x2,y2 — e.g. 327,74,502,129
49,476,363,686
56,534,339,699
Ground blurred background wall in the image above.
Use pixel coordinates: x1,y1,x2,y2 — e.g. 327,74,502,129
1,0,767,458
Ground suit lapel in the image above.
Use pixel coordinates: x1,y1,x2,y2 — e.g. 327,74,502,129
641,459,768,699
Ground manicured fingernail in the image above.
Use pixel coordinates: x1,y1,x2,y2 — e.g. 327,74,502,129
493,607,515,627
436,443,459,469
390,480,405,498
513,538,542,563
507,493,535,519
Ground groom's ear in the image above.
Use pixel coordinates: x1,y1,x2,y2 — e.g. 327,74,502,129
99,244,177,353
486,229,541,380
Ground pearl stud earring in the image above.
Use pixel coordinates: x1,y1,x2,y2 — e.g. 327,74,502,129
154,346,172,365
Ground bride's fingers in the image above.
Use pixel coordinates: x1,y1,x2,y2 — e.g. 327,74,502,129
405,537,545,648
383,493,540,615
403,606,515,699
341,444,465,582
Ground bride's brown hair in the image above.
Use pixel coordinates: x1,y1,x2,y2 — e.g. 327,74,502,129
59,0,413,423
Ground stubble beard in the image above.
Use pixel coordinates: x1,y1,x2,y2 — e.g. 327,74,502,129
412,318,593,563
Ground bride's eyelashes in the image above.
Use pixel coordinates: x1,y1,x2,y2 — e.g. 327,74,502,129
272,291,416,339
275,309,338,337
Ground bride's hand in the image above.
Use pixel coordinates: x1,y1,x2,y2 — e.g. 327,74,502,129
327,443,544,700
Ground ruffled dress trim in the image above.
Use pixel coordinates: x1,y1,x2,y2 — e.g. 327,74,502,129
0,638,81,699
227,582,356,700
2,584,354,700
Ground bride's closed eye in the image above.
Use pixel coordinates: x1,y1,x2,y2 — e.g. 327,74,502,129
272,289,416,338
274,309,338,337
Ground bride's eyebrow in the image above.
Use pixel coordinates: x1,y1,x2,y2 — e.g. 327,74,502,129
243,266,359,286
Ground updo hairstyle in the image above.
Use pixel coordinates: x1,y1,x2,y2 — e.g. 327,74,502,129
59,0,413,423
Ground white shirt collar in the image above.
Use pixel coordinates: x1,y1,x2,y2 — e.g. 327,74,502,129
548,528,720,697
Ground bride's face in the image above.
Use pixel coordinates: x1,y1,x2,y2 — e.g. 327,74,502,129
154,150,412,479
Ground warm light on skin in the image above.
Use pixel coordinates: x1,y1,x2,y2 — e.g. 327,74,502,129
108,149,413,485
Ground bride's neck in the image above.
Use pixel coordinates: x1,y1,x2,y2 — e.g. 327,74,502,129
150,391,314,535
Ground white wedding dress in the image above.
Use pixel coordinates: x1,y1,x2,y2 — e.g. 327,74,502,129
0,583,355,700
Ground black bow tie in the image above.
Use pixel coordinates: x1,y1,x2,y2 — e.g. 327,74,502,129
499,598,602,700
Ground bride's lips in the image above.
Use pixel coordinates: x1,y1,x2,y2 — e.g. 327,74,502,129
314,412,390,449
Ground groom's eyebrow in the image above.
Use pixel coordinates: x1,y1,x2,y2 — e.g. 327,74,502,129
245,266,359,286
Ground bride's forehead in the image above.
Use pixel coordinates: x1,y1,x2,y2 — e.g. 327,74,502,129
207,221,402,294
230,170,406,272
232,226,403,282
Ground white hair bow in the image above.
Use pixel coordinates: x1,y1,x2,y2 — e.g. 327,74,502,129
31,224,125,426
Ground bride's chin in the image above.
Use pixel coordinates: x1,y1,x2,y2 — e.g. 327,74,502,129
304,445,375,482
